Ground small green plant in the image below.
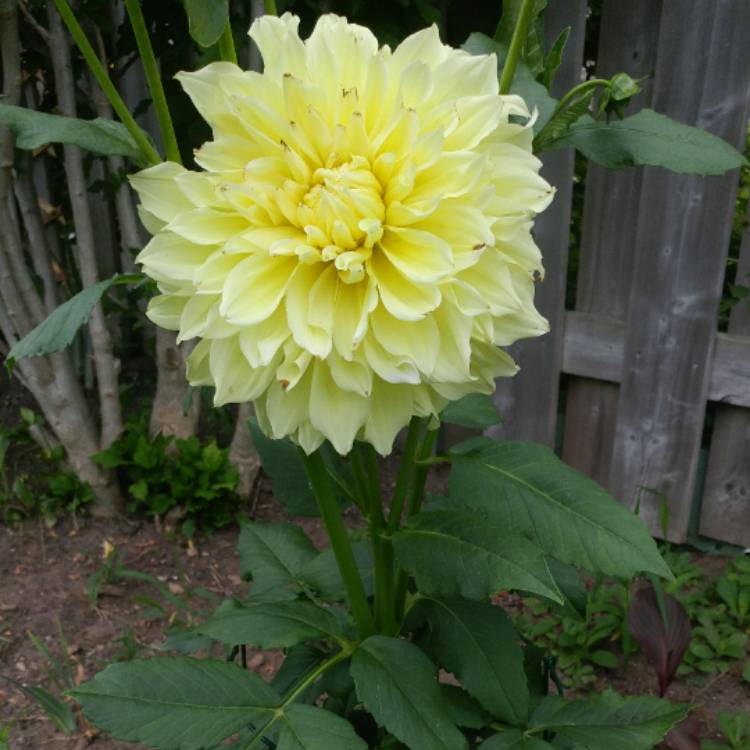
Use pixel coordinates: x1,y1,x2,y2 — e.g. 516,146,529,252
94,412,240,536
0,410,94,523
0,625,78,737
703,709,750,750
514,577,634,689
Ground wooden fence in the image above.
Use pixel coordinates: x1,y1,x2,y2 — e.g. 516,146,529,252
490,0,750,546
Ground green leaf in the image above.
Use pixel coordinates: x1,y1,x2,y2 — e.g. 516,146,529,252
277,704,367,750
271,644,326,696
249,420,318,515
545,109,747,174
302,540,375,601
238,521,317,594
480,730,553,749
441,394,502,430
72,657,279,750
351,636,467,750
440,685,492,730
0,103,144,160
546,559,588,620
528,693,688,750
6,278,114,368
198,599,347,649
393,509,561,602
541,27,571,90
2,678,76,734
462,33,557,133
449,438,672,579
183,0,229,47
419,597,529,724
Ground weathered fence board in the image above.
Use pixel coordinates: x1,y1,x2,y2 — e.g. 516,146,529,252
607,0,750,542
561,0,662,486
700,204,750,546
489,0,587,446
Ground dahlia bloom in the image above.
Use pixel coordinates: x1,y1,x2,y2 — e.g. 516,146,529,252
130,14,553,455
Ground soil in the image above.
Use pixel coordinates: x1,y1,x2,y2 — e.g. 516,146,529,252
0,461,748,748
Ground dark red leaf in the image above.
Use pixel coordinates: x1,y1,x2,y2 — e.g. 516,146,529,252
663,712,705,750
628,583,692,696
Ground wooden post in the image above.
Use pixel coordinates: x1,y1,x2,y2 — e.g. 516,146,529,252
608,0,750,541
699,202,750,547
561,0,661,484
489,0,587,446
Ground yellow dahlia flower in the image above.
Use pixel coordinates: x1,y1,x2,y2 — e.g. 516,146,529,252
130,13,553,455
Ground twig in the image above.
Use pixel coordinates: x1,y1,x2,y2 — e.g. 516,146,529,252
18,0,50,42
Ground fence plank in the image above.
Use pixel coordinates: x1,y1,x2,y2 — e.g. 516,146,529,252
562,312,750,409
562,0,662,485
700,203,750,547
608,0,750,542
489,0,587,446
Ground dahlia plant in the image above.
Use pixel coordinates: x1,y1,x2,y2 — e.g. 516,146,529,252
5,1,745,748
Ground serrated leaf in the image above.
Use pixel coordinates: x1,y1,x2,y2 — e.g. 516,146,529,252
6,278,115,368
0,103,144,160
419,597,528,725
546,559,587,620
541,26,571,90
351,636,467,750
393,509,561,602
545,109,746,174
462,33,556,133
528,693,689,750
270,644,326,697
183,0,229,47
72,657,279,750
440,685,492,730
302,540,375,600
441,393,502,430
449,438,672,579
238,521,317,594
277,704,367,750
198,599,347,649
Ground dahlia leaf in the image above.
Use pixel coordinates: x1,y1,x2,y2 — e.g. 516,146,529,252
238,521,318,594
72,657,279,750
441,393,502,429
351,636,468,750
197,599,348,649
392,509,562,602
527,693,689,750
545,109,747,174
277,704,367,750
0,103,145,160
5,274,142,371
448,438,672,579
183,0,229,48
440,685,493,730
417,597,529,725
480,731,553,749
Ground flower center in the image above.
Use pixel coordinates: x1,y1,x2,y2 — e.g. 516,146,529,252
288,154,385,284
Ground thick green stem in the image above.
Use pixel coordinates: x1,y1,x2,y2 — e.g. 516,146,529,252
547,78,610,121
124,0,181,164
299,449,375,638
386,417,423,534
498,0,536,95
217,20,238,65
263,0,278,16
393,426,439,624
357,444,394,634
50,0,160,165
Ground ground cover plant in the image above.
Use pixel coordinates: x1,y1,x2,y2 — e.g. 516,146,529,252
3,0,748,749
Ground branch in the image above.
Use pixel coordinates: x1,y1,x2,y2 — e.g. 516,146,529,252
0,0,22,203
18,0,50,42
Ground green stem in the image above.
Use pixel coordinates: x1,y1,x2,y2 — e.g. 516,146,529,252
547,78,610,121
358,444,393,634
217,19,238,65
393,427,439,624
498,0,536,95
124,0,181,164
299,449,375,638
263,0,278,16
51,0,161,165
386,417,423,535
244,646,352,750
